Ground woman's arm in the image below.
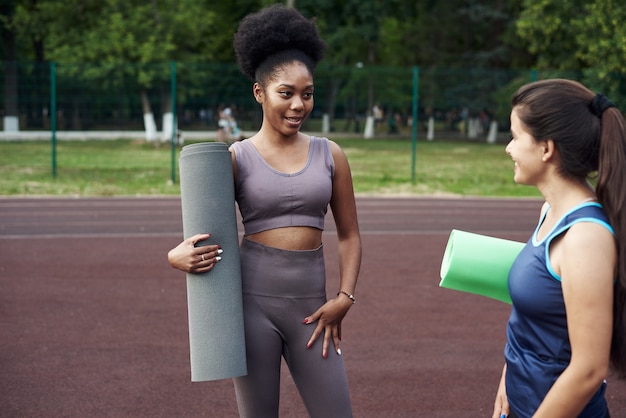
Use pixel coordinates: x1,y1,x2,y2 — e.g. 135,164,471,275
329,140,362,300
492,364,509,418
303,140,362,357
533,222,615,417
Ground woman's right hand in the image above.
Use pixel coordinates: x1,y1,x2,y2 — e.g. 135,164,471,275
492,364,509,418
167,233,223,274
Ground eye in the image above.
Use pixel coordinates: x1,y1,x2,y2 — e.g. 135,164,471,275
303,92,314,99
279,91,293,98
508,133,515,141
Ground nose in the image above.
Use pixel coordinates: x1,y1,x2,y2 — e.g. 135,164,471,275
505,139,513,155
290,95,304,111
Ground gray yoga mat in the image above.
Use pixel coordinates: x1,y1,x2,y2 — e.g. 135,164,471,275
179,142,247,382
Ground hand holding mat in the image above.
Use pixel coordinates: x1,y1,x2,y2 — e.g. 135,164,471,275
439,229,525,304
179,142,247,382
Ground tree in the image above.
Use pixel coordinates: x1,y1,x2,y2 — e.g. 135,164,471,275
516,0,626,100
574,0,626,102
296,0,399,131
1,0,19,131
371,0,529,69
516,0,585,70
11,0,225,137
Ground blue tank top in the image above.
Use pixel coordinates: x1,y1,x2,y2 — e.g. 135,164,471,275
505,202,613,417
231,136,334,235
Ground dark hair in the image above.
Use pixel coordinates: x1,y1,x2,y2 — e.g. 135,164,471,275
233,4,325,85
512,78,626,378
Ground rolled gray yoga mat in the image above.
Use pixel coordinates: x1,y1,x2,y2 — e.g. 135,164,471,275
179,142,247,382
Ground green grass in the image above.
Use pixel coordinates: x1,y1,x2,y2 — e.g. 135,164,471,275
340,138,540,198
0,137,541,198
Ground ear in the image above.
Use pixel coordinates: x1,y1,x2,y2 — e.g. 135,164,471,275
541,139,556,162
253,83,263,104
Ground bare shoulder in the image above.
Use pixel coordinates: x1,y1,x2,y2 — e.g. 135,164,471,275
560,221,616,277
324,138,349,163
564,221,614,251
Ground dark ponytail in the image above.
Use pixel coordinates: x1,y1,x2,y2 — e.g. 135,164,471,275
596,106,626,378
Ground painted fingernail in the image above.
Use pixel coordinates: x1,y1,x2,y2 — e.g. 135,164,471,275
323,352,328,359
302,318,309,324
217,249,224,254
215,256,221,261
337,348,342,355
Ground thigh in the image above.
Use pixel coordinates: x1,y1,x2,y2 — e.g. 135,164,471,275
233,294,283,418
282,297,353,418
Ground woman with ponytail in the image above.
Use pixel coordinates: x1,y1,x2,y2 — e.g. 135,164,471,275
492,79,626,418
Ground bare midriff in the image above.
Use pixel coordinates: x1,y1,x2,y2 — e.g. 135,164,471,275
245,226,323,251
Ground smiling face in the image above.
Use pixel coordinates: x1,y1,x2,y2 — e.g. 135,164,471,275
254,61,314,139
506,107,549,186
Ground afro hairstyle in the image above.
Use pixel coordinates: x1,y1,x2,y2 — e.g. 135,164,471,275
233,4,326,82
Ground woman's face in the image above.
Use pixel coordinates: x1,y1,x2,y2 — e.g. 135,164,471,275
254,61,314,137
506,107,547,186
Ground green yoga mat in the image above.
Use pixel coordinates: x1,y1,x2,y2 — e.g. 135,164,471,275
439,229,525,304
179,142,247,382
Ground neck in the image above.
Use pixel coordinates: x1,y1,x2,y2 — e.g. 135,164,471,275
540,176,596,214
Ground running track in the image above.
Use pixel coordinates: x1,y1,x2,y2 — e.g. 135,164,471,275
1,197,625,417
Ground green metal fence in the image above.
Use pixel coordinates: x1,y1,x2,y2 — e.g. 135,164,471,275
1,61,624,186
0,61,587,135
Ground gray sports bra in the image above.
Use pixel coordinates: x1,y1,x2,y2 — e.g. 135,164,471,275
231,136,335,235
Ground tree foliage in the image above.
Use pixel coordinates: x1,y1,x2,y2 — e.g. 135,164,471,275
515,0,626,100
2,0,625,128
575,0,626,75
12,0,220,87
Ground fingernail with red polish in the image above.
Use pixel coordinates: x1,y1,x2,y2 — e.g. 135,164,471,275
302,318,309,324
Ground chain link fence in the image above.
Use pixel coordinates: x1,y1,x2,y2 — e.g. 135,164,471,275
5,61,617,138
1,61,623,190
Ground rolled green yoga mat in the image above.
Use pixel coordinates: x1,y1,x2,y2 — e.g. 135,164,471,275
439,229,525,304
179,142,247,382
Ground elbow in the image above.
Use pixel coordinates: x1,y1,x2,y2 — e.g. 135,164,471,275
336,227,361,244
570,357,609,391
588,364,610,387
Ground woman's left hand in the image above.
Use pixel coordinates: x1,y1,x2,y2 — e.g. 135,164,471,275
303,296,353,358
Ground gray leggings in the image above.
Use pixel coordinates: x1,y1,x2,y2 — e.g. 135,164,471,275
233,238,353,418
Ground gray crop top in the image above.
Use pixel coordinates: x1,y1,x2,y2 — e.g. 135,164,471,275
231,136,335,235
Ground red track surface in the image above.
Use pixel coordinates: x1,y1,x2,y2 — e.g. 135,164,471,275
2,197,625,417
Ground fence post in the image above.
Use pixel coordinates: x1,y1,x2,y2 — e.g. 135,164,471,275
50,61,57,178
170,61,177,184
411,66,419,184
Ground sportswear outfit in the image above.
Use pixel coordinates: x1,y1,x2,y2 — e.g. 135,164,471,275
505,202,613,417
230,137,353,417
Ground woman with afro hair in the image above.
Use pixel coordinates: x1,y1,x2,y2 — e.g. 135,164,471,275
168,4,361,417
